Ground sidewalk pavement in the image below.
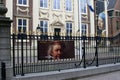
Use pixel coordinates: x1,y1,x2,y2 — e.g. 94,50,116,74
75,70,120,80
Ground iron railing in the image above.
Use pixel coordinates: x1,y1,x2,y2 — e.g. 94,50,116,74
11,34,120,76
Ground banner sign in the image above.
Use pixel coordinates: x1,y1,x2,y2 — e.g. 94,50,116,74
38,40,75,60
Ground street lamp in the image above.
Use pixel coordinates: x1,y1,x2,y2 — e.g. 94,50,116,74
36,24,41,35
0,0,7,17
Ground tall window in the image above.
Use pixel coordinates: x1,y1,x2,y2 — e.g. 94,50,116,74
40,0,48,8
66,22,72,36
80,0,87,13
116,21,120,30
40,21,48,34
66,0,72,11
81,24,88,36
53,0,60,10
18,18,27,34
108,10,113,17
18,0,27,5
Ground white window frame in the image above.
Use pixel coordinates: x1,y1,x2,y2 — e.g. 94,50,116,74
17,0,29,6
17,18,28,34
81,23,88,36
80,0,87,14
40,20,48,34
66,22,72,36
66,0,72,12
16,18,29,41
53,0,60,10
40,0,48,8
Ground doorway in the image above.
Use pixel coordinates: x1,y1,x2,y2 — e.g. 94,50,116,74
54,28,61,36
54,28,61,39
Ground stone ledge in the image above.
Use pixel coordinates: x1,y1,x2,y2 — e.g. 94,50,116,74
12,63,120,80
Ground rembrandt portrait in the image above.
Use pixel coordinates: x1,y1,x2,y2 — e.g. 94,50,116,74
38,40,75,60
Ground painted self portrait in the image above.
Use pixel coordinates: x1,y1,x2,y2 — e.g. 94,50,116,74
38,41,75,60
97,12,106,37
47,41,64,59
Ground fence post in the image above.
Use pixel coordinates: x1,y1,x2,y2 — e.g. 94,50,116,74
12,33,15,76
0,1,13,80
1,62,6,80
82,36,86,68
95,36,99,67
21,34,24,76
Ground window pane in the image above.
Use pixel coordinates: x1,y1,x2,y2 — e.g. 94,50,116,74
40,21,43,26
81,0,86,13
44,21,47,27
66,0,72,11
67,30,69,34
44,0,47,8
40,0,48,8
57,0,60,9
40,0,43,7
45,28,47,33
23,19,26,25
23,0,27,5
18,19,27,34
66,23,69,28
54,0,56,9
66,22,72,35
23,27,26,33
81,24,87,35
18,27,21,33
40,21,48,33
18,0,22,4
116,21,119,30
41,29,43,33
54,0,60,9
18,0,27,5
84,25,86,27
70,23,72,28
18,19,22,25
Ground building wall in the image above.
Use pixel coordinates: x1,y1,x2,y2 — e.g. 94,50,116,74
5,0,92,36
6,0,33,34
38,0,79,36
113,0,120,36
108,0,120,37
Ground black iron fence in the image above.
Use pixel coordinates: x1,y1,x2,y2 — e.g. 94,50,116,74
11,34,120,76
1,62,6,80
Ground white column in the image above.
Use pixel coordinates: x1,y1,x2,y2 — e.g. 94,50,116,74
104,0,108,37
74,0,79,35
78,0,82,59
6,0,13,19
33,0,39,32
90,0,95,37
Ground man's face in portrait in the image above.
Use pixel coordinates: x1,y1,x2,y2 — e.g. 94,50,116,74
52,44,62,59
